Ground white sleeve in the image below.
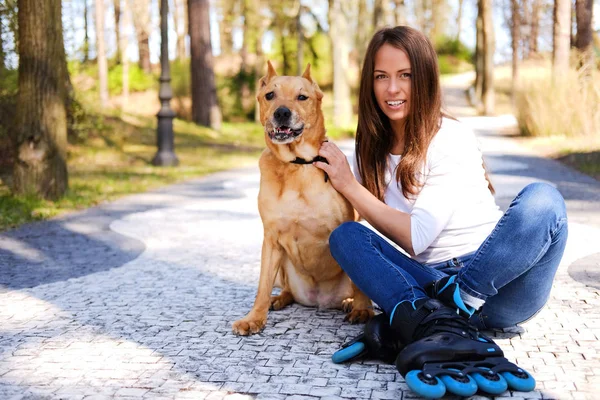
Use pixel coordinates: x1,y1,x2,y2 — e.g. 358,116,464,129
410,138,471,256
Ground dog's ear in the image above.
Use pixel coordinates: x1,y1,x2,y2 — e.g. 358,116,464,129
302,63,313,83
302,63,323,101
259,60,278,89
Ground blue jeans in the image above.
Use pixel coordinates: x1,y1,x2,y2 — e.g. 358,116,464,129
329,182,568,330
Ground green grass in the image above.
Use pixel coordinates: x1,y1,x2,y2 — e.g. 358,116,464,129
0,107,267,231
0,98,355,231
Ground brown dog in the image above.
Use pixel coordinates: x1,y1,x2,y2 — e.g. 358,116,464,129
231,61,374,336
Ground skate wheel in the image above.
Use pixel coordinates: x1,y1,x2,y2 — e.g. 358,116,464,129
472,369,508,395
405,370,446,399
331,341,365,364
501,369,536,392
440,369,478,397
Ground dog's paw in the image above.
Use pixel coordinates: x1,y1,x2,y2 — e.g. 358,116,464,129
344,307,374,324
341,298,354,313
232,317,266,336
270,291,294,311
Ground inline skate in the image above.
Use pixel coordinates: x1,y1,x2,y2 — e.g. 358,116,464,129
332,313,405,364
391,298,536,398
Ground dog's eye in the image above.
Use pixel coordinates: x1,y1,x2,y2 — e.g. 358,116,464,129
265,91,275,100
297,94,308,101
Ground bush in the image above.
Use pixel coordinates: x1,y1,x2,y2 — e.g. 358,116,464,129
108,64,157,95
68,61,157,95
435,37,473,63
515,69,600,137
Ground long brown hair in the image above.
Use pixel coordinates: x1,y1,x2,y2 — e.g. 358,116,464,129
356,26,443,200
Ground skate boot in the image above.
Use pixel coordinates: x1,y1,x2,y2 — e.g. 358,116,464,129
425,275,476,318
391,298,536,398
332,313,405,364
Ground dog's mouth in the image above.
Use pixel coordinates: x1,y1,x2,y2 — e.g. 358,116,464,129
268,125,304,144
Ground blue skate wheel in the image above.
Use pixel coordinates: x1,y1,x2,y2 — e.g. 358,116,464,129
405,370,446,399
331,341,365,364
440,369,478,397
472,369,508,395
501,369,536,392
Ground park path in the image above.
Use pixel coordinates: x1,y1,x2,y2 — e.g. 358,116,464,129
0,73,599,399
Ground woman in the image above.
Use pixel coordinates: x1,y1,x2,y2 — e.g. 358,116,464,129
314,26,568,397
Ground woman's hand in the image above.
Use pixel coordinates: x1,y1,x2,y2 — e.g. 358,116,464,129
313,141,357,195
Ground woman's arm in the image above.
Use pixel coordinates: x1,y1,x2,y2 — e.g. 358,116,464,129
314,142,415,256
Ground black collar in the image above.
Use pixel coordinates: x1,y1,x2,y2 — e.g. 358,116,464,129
290,155,327,164
290,156,329,182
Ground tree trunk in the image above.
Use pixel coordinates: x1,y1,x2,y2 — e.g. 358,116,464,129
474,3,484,107
0,20,5,75
128,0,151,73
253,1,265,123
575,0,594,76
218,0,235,55
172,0,186,61
296,4,303,76
329,0,353,127
13,0,68,200
113,0,121,63
95,0,109,107
189,0,221,129
478,0,495,115
83,0,90,62
511,0,520,104
394,0,406,26
431,0,448,44
530,0,540,55
455,0,464,42
373,0,383,30
356,0,370,73
481,0,494,115
553,0,571,76
120,0,130,106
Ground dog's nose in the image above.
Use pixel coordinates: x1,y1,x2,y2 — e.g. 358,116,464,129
274,106,292,123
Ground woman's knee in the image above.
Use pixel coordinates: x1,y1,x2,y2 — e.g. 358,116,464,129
329,221,365,256
516,182,567,222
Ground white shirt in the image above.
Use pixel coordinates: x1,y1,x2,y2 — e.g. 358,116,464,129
352,117,502,264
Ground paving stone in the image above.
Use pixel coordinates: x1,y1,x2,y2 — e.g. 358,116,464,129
1,75,599,400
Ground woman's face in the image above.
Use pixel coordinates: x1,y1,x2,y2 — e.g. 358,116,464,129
373,43,412,131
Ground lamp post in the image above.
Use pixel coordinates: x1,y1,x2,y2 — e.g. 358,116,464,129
152,0,178,166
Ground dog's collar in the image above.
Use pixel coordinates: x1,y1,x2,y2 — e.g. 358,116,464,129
290,156,329,182
290,155,327,164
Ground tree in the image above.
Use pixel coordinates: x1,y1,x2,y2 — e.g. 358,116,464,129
128,0,151,73
355,0,370,72
189,0,221,129
373,0,392,30
217,0,236,55
83,0,90,62
431,0,449,43
553,0,571,76
172,0,187,61
328,0,353,127
575,0,594,76
113,0,121,64
120,0,130,106
455,0,464,42
511,0,520,103
479,0,494,115
12,0,68,199
529,0,541,55
0,13,4,75
394,0,407,26
95,0,108,107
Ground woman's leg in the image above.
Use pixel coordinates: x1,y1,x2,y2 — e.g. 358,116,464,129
329,221,445,315
455,182,568,329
